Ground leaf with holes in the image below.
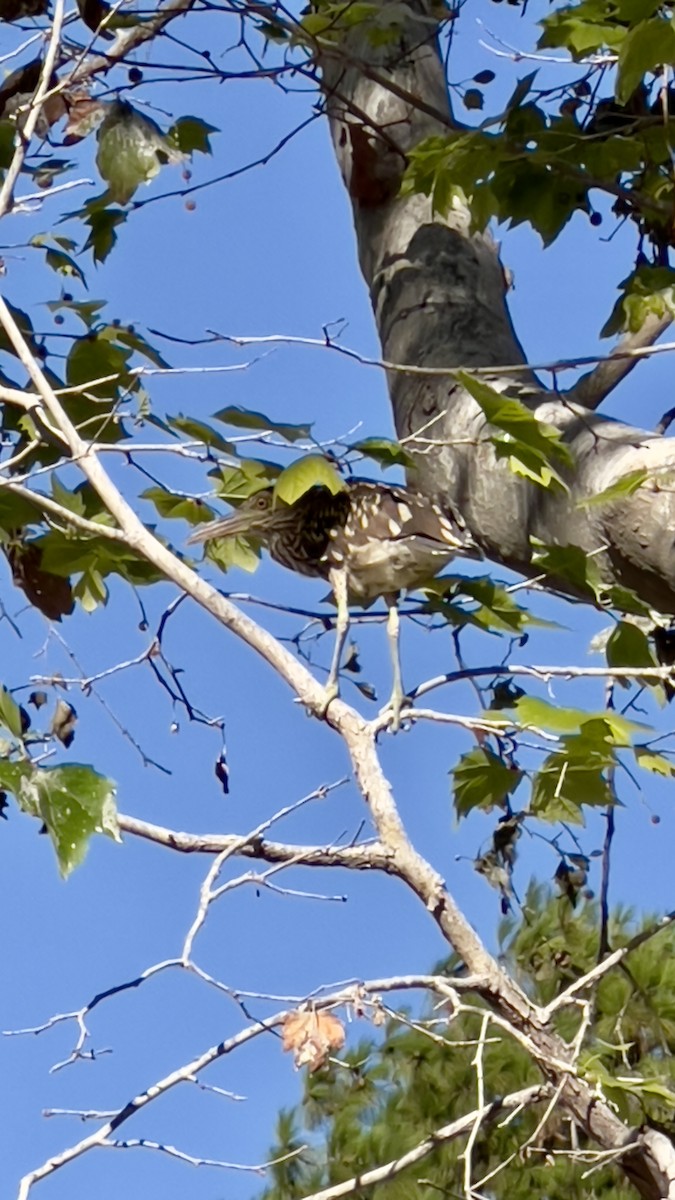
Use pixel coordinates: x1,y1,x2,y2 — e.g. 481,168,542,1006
0,762,119,877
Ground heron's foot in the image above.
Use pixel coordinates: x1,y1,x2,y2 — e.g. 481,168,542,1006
379,688,412,733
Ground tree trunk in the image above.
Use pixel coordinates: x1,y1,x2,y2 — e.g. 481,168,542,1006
321,4,675,616
321,5,675,1195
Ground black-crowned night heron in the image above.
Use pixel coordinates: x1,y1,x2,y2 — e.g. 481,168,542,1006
188,481,474,725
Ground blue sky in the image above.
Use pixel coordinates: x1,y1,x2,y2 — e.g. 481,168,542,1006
2,2,675,1198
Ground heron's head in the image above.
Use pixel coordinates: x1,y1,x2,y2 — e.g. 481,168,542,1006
187,488,291,544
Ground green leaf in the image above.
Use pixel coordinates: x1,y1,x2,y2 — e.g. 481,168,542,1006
634,747,675,778
42,246,87,287
213,404,312,442
0,762,119,877
0,490,43,533
73,566,108,611
616,19,675,106
51,473,86,517
602,267,675,337
452,747,523,819
166,414,234,453
350,437,415,469
66,332,131,399
214,458,280,502
531,747,615,824
513,696,647,742
110,324,170,368
606,621,658,680
458,373,573,489
602,584,654,619
449,576,530,633
167,116,218,155
538,5,628,55
82,206,127,263
141,487,217,526
96,101,182,204
274,456,345,504
204,534,261,574
45,297,106,328
36,529,164,587
578,470,648,508
530,540,605,602
0,687,24,738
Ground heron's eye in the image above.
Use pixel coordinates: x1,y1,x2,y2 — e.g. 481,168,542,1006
256,494,268,508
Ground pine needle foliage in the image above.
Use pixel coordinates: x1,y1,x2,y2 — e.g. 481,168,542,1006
262,888,675,1200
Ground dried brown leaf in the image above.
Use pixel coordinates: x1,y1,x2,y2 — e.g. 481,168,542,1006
282,1009,345,1072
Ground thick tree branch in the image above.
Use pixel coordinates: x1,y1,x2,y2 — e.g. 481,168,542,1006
568,312,674,410
2,296,673,1199
321,2,675,616
117,812,392,870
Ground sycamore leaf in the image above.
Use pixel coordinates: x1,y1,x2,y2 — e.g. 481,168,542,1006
350,437,415,469
0,686,25,738
96,101,183,204
530,540,605,601
513,696,648,742
82,206,127,264
45,297,106,329
602,267,675,337
634,748,675,778
205,535,262,574
66,331,131,398
213,405,311,442
458,373,572,489
274,456,345,505
166,414,234,453
616,18,675,106
578,470,648,508
41,246,87,287
141,487,217,526
6,542,75,621
167,116,218,155
214,459,280,502
606,621,658,682
531,750,615,825
0,761,119,877
73,567,108,612
51,474,86,517
452,747,523,819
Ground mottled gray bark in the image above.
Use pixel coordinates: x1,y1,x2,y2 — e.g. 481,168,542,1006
321,6,675,615
320,8,675,1197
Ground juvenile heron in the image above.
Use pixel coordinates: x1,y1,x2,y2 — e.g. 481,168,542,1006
188,481,474,725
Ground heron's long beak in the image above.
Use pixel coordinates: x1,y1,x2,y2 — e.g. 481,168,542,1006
186,511,251,545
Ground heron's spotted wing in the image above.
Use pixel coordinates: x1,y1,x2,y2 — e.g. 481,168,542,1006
345,482,471,552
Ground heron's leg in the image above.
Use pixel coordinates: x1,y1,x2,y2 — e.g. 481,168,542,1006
324,566,350,706
385,592,406,731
